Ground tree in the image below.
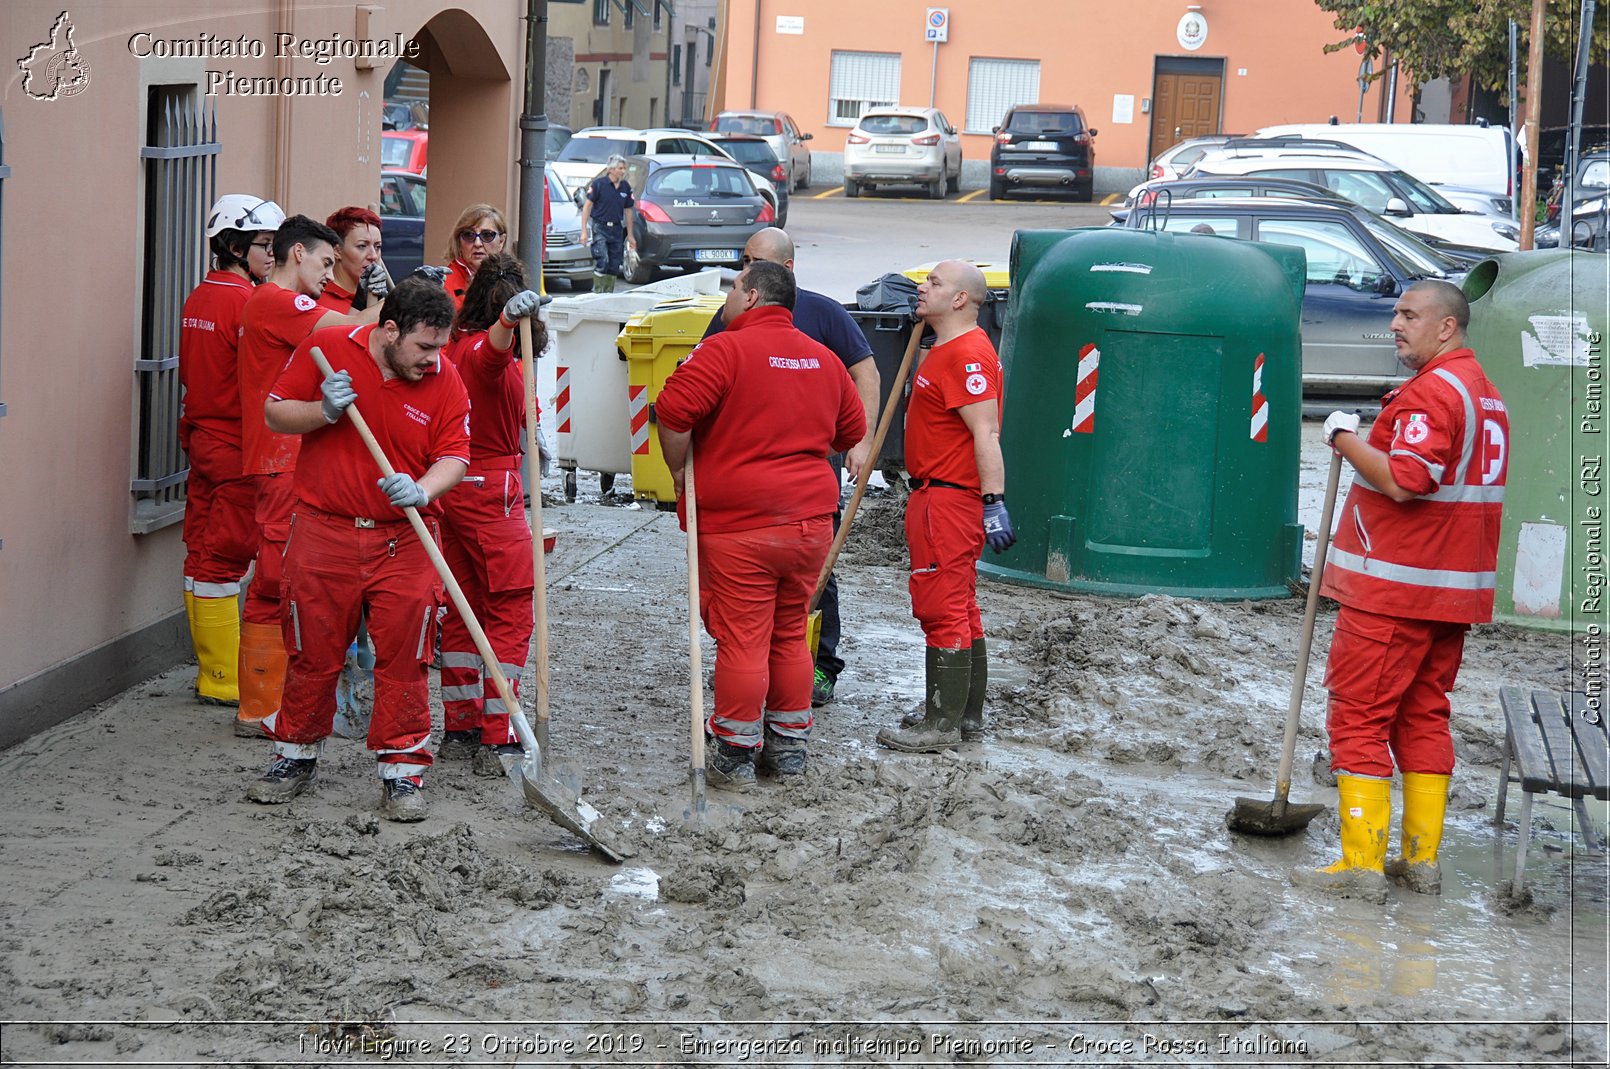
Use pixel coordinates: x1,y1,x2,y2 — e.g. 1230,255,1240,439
1315,0,1608,90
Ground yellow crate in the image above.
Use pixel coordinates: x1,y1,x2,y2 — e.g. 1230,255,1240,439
617,294,727,506
902,259,1011,290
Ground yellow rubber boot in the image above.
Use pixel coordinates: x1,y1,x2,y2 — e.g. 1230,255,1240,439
1385,772,1450,895
1291,773,1391,903
190,595,241,706
236,621,287,738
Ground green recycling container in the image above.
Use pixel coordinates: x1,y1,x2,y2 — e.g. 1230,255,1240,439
981,227,1306,599
1463,250,1609,634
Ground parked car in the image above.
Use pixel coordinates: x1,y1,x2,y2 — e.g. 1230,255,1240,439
621,154,774,283
843,106,962,199
543,167,594,289
1538,150,1610,250
1146,134,1239,181
1121,197,1466,397
709,110,812,191
1256,122,1519,200
989,104,1097,201
382,100,426,131
551,127,731,192
546,123,573,161
378,169,426,278
705,133,790,227
1189,150,1521,251
381,129,428,175
1112,174,1352,223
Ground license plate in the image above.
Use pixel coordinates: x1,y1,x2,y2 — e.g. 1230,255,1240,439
695,249,737,263
1023,140,1058,151
874,144,905,154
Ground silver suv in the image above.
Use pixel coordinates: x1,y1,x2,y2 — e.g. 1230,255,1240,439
709,111,813,191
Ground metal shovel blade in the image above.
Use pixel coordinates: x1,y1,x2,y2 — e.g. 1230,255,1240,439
501,750,632,863
1226,796,1328,836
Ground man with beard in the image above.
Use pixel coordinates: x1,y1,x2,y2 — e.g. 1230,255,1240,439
246,279,470,822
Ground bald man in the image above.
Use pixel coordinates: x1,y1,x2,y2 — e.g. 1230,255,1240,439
877,260,1014,754
1294,280,1508,901
705,228,880,709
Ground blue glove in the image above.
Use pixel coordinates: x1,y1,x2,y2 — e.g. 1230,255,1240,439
378,473,429,510
983,498,1016,553
320,370,357,424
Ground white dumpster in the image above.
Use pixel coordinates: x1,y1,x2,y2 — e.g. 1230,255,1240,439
541,271,723,498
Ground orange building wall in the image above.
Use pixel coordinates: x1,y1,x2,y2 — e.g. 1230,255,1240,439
721,1,1410,171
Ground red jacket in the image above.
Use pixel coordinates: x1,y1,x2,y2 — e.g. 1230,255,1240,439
178,270,253,448
1321,348,1508,624
656,305,865,533
444,329,530,464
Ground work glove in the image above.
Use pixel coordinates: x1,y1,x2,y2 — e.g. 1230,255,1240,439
362,262,392,299
1324,410,1361,447
320,370,357,424
500,289,542,324
407,265,450,287
536,420,556,478
982,498,1016,553
378,473,429,511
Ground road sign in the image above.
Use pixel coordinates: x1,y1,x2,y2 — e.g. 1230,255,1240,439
925,8,949,43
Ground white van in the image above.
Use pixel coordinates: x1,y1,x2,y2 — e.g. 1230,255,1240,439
1254,123,1517,199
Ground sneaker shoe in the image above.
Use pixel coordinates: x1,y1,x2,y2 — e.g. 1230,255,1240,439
380,776,428,822
439,730,479,760
246,756,317,804
810,667,836,708
706,740,756,793
472,742,523,779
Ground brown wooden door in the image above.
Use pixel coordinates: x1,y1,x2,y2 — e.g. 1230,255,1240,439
1150,71,1223,155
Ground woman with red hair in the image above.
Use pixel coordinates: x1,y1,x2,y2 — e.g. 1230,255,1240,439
318,205,390,313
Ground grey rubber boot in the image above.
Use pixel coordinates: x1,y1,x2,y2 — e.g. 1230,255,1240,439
961,637,987,741
877,647,971,753
898,647,940,729
593,272,615,294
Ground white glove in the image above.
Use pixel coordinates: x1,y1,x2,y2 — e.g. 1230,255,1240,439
320,370,357,424
1323,411,1360,446
500,289,542,324
378,473,429,510
536,421,556,479
362,262,391,299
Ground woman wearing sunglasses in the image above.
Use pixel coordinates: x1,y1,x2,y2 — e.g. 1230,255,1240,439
441,204,509,311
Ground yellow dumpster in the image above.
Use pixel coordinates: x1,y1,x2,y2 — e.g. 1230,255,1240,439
618,293,726,507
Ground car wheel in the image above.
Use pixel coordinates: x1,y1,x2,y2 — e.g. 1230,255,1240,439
1077,181,1094,204
946,169,960,194
844,179,859,198
989,178,1005,200
797,162,810,191
623,242,655,285
562,470,577,503
777,207,789,228
928,176,944,200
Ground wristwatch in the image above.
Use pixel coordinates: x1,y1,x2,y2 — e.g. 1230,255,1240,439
981,493,1005,504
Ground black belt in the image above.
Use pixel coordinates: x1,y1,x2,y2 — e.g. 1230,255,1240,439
908,477,969,492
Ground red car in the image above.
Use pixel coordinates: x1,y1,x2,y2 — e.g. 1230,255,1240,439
381,130,427,175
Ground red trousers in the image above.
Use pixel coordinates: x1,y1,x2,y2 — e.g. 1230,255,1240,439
263,509,442,776
243,474,295,625
181,426,257,593
1324,606,1469,778
906,486,985,650
699,517,830,748
439,468,534,743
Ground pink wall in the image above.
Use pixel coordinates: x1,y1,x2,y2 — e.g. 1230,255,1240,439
722,0,1410,170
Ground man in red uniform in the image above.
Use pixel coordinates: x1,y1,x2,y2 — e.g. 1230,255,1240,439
436,253,543,774
235,215,378,737
657,261,865,789
179,194,283,707
877,260,1015,754
247,279,470,821
1295,280,1508,901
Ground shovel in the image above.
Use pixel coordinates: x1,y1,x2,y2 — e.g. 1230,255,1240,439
309,345,629,862
518,319,553,758
1227,449,1343,836
807,321,926,656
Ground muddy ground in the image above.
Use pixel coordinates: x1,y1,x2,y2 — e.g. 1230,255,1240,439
1,427,1606,1067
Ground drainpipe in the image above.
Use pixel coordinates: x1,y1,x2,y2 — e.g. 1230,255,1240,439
517,0,550,285
273,0,293,204
750,0,760,109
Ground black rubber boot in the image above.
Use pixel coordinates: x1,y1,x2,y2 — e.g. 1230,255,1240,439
877,647,970,753
961,637,987,741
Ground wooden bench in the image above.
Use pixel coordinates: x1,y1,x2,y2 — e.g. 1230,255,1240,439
1495,686,1610,894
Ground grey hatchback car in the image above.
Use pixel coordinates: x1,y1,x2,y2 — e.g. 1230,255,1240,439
621,154,775,283
1123,197,1465,397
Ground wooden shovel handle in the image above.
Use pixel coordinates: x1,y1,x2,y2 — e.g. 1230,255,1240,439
519,319,551,728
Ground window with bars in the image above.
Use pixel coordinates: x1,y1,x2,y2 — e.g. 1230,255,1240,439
828,51,901,126
672,44,682,85
133,84,218,534
965,58,1040,134
594,0,610,26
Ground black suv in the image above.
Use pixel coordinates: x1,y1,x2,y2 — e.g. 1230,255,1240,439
990,105,1096,201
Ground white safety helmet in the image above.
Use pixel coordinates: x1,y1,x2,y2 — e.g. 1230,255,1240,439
206,195,286,237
